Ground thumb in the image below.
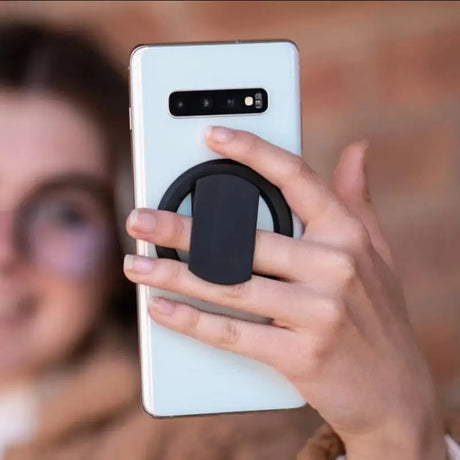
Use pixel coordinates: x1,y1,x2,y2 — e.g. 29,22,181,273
333,142,395,269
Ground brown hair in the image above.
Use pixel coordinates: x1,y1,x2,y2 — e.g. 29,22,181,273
0,20,136,329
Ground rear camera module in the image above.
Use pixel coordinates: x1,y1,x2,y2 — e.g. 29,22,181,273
169,88,267,116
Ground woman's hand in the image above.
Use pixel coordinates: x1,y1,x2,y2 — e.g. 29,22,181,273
124,126,445,460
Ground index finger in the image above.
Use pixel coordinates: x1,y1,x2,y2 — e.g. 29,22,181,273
205,126,342,226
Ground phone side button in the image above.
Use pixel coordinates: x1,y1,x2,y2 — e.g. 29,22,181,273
129,106,132,130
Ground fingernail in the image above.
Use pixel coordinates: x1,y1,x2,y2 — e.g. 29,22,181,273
124,254,154,274
129,209,156,232
356,139,369,150
206,126,235,143
150,296,175,315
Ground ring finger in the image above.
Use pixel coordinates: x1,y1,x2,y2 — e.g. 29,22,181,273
123,254,332,328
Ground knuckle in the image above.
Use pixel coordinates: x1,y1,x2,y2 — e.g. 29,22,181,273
286,303,348,378
304,340,329,374
223,280,250,301
334,252,358,292
153,259,181,286
285,155,310,182
320,298,348,334
346,219,371,252
170,214,186,242
218,317,241,347
239,132,262,156
282,342,310,380
184,306,201,333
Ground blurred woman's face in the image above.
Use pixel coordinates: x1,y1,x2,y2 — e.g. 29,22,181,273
0,91,114,383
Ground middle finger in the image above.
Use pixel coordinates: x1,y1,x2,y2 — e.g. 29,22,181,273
127,207,350,291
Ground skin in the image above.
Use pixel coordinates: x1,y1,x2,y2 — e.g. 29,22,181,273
0,91,111,386
124,126,446,459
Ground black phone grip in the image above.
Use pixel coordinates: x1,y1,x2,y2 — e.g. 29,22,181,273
189,174,259,285
155,159,293,285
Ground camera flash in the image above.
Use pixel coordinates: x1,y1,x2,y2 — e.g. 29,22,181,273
244,96,254,106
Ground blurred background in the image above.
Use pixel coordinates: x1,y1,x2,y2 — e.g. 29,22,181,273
1,0,459,425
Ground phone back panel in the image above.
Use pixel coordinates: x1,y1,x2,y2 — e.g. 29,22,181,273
130,41,305,417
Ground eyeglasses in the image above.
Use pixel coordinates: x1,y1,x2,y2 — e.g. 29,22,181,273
1,174,117,279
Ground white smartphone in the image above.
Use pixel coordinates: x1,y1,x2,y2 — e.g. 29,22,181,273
129,40,306,417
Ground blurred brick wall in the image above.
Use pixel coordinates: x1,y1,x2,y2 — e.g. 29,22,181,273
2,1,459,412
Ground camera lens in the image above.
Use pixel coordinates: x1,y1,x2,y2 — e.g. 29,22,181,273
176,100,185,110
226,97,235,108
201,97,212,110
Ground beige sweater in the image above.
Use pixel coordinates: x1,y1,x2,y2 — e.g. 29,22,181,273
297,412,460,459
3,326,315,460
4,325,458,459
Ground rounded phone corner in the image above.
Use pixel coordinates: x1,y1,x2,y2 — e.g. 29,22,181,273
294,399,308,410
278,39,300,57
129,44,150,69
140,395,163,419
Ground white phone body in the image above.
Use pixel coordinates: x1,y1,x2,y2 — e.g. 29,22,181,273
130,40,306,417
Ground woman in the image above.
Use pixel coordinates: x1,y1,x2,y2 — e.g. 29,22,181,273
0,21,315,459
2,20,459,460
